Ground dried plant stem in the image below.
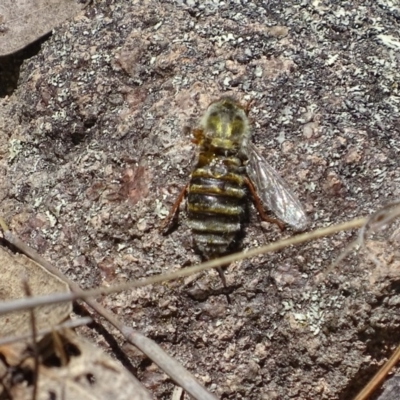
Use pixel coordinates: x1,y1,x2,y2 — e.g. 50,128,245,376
2,213,392,400
0,218,216,400
0,216,366,400
354,344,400,400
352,202,400,400
8,213,400,399
23,281,38,400
0,216,367,315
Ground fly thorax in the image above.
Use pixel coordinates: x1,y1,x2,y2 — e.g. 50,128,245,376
208,158,228,177
210,138,238,153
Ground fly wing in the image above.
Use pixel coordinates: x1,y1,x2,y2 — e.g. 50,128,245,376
246,143,308,231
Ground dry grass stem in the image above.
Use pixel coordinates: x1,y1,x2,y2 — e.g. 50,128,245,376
0,216,366,315
0,217,217,400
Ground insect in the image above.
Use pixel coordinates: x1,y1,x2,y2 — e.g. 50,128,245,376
162,97,308,286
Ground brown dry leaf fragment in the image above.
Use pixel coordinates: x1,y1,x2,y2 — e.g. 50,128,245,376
0,0,87,56
0,246,71,337
4,329,152,400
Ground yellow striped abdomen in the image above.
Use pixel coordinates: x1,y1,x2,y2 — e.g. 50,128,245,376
187,164,246,259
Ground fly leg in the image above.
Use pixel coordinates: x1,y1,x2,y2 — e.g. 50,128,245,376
244,177,285,231
160,183,188,234
244,98,254,115
191,128,204,144
216,267,227,287
216,265,231,304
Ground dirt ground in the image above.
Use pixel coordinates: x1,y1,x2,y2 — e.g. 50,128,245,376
1,1,400,398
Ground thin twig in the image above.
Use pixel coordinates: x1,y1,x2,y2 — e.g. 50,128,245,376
0,217,366,316
353,344,400,400
327,202,400,274
51,330,68,368
0,216,366,400
0,217,215,400
0,215,366,399
351,202,400,400
22,281,38,400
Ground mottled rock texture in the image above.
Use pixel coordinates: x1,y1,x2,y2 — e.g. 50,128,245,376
1,1,400,398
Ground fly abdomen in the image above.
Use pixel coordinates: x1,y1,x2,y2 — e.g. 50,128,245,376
188,194,243,216
189,176,245,199
187,174,246,259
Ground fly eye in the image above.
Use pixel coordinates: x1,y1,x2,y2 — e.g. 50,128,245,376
207,111,219,125
231,115,244,135
232,115,243,128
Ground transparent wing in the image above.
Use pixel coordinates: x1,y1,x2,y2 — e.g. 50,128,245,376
246,143,308,231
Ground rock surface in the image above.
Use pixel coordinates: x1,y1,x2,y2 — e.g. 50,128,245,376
1,1,400,398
